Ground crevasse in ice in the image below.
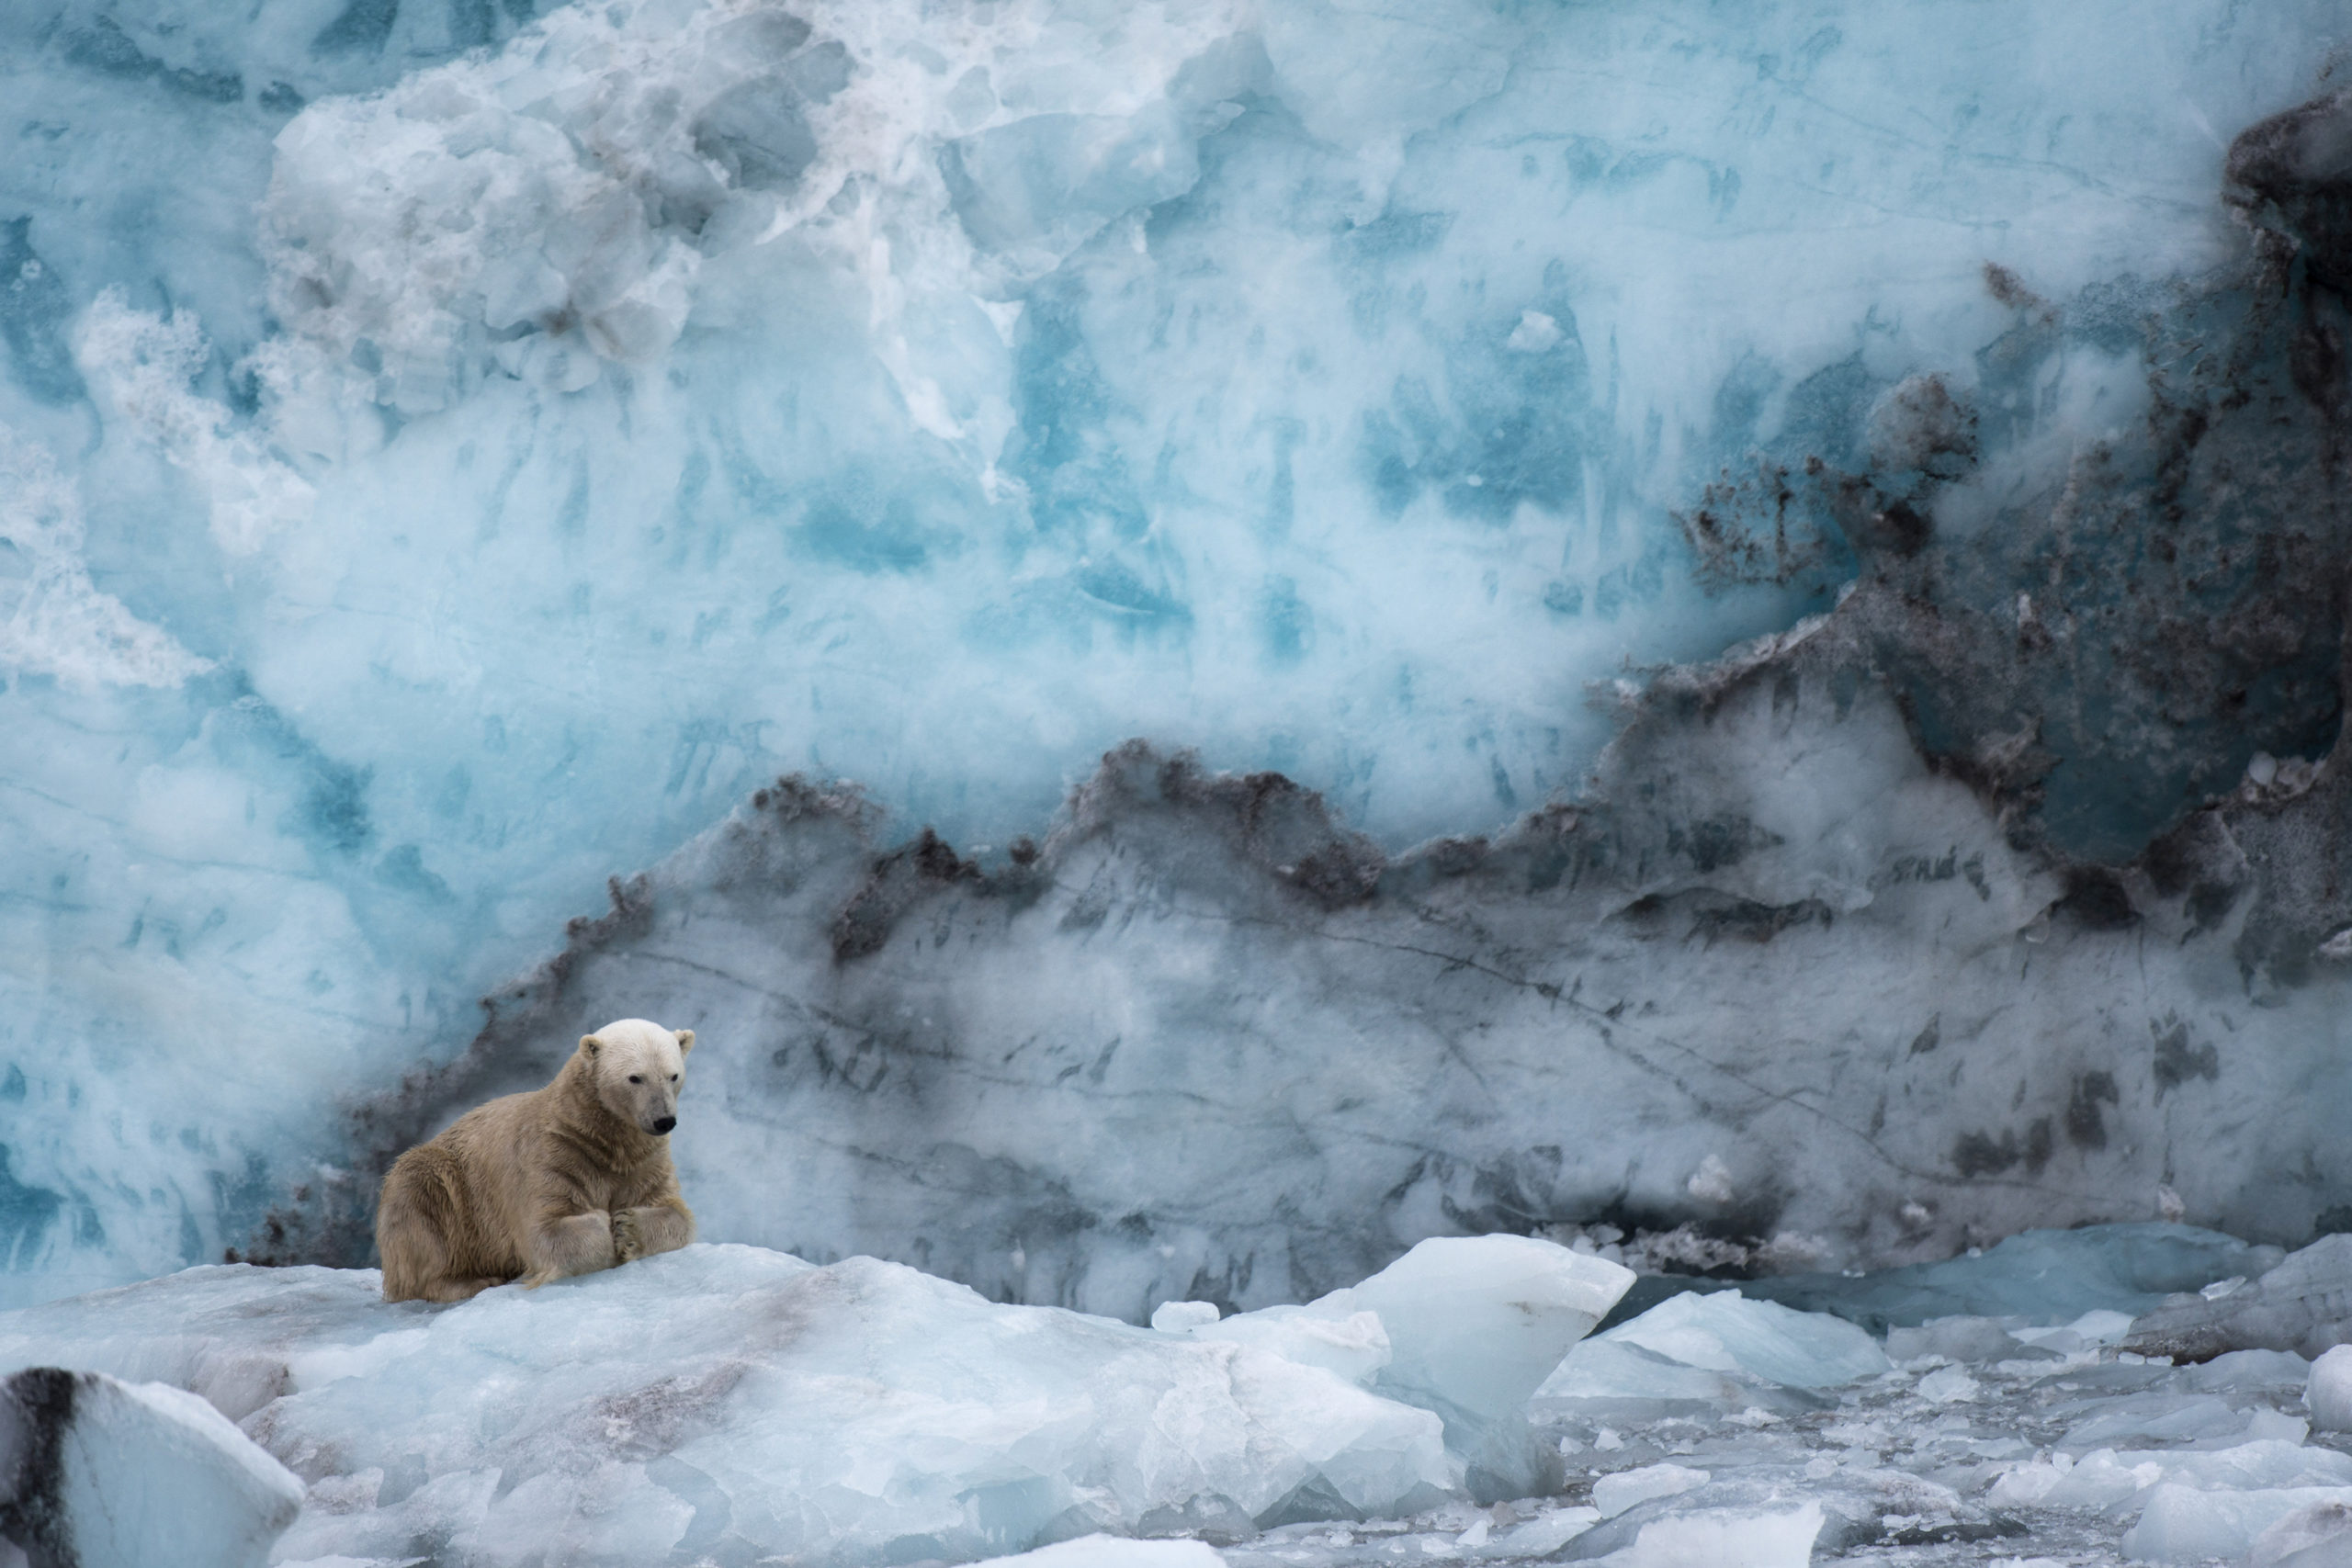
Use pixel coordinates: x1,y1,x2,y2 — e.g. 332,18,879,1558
1,0,2347,1311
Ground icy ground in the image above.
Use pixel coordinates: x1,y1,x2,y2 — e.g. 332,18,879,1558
9,1228,2352,1566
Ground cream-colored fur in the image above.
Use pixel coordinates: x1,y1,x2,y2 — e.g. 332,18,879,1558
376,1018,698,1303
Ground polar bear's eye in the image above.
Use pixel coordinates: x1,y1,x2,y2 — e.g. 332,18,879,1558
669,1073,679,1082
628,1074,643,1084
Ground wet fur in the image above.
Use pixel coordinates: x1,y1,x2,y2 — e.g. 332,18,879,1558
377,1029,695,1303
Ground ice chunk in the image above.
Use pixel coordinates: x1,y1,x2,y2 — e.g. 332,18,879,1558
0,1366,303,1568
1537,1287,1886,1424
2252,1409,2317,1446
971,1539,1225,1568
1254,1235,1632,1503
1886,1315,2046,1365
1151,1301,1222,1333
1998,1439,2352,1511
2062,1393,2245,1450
1883,1307,2129,1364
2185,1349,2315,1393
1159,1235,1631,1410
1724,1225,2288,1335
1330,1236,1634,1420
1596,1290,1889,1389
0,1247,1461,1565
1592,1463,1709,1518
1915,1366,1982,1404
1989,1448,2165,1511
1566,1501,1823,1567
2124,1485,2352,1563
1494,1506,1601,1555
2250,1501,2352,1567
2016,1308,2139,1351
2311,1346,2352,1431
2162,1441,2352,1491
2126,1235,2352,1361
1532,1339,1756,1410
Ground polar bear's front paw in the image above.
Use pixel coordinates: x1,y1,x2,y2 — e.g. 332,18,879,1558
612,1208,644,1264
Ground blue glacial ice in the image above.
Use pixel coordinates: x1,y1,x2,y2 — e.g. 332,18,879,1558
2,0,2351,1322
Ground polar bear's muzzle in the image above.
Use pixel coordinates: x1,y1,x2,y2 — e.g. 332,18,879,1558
651,1115,677,1135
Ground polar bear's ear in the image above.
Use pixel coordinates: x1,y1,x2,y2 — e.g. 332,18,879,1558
579,1034,602,1058
673,1029,695,1055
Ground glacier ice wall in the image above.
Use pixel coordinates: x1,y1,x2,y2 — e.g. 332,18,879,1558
0,0,2347,1305
292,631,2352,1320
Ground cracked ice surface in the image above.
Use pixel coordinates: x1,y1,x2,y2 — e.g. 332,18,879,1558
0,0,2343,1304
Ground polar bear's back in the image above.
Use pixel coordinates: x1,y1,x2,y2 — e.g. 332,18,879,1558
377,1085,550,1294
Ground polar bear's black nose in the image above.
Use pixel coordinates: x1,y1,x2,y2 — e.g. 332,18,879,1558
652,1116,677,1134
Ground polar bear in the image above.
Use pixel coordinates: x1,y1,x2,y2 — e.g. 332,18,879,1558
376,1019,697,1303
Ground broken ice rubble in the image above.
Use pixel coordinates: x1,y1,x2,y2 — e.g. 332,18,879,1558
972,1540,1225,1568
0,1235,1634,1567
2126,1233,2352,1361
1158,1235,1636,1501
1600,1223,2287,1335
12,1223,2352,1566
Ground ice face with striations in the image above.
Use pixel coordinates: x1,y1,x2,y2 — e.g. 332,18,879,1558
2,0,2350,1314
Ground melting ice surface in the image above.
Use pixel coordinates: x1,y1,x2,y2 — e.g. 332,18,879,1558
0,0,2340,1303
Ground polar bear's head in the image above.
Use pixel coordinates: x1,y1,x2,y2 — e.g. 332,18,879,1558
578,1018,696,1135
